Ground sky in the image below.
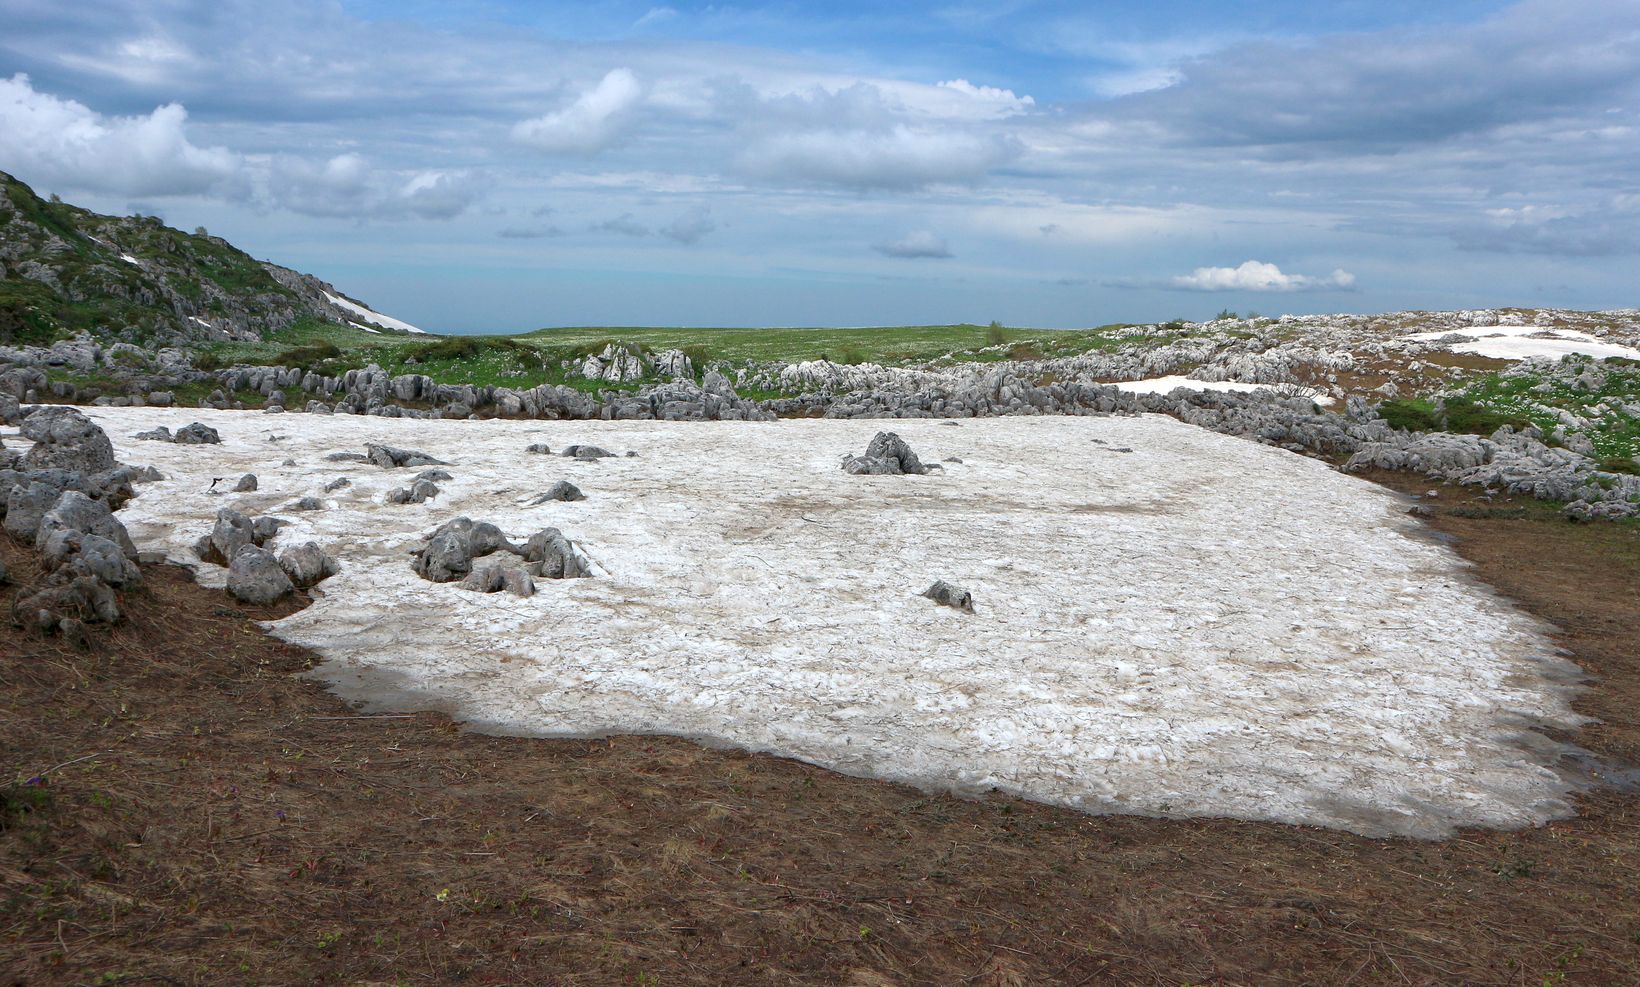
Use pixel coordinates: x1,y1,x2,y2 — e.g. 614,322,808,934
1,0,1637,333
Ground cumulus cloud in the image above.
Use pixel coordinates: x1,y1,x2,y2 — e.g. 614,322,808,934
874,231,953,259
0,72,240,196
1169,261,1355,292
661,206,714,243
512,68,643,154
269,153,476,220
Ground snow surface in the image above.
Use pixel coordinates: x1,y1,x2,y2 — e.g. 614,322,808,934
119,253,140,265
1110,375,1338,406
1404,325,1640,362
189,316,213,329
323,292,425,334
86,408,1585,837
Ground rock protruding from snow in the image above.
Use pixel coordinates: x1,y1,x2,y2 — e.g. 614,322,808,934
233,473,258,492
365,443,449,468
387,478,440,505
561,444,615,460
411,517,521,583
843,431,935,475
227,545,295,605
523,527,590,579
527,480,585,505
173,422,222,444
279,542,339,589
922,580,975,614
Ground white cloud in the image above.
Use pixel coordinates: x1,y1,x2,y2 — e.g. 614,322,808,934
269,153,476,220
932,78,1036,116
874,230,953,258
0,72,240,196
1169,260,1356,292
512,68,644,154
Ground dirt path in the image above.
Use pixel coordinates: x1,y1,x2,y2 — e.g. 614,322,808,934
3,478,1638,985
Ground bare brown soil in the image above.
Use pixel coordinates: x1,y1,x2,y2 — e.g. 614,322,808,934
3,478,1639,986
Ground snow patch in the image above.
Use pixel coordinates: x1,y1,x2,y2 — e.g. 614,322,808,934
88,408,1585,838
1110,376,1337,406
119,253,140,265
1404,325,1640,362
323,291,425,334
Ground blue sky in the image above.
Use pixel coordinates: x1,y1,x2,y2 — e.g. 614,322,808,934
1,0,1636,332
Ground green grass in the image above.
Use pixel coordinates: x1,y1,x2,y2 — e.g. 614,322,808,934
195,322,1159,397
1379,360,1640,473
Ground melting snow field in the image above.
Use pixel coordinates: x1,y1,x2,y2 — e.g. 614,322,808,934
84,408,1587,838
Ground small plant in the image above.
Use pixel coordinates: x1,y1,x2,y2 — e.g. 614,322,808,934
984,320,1008,346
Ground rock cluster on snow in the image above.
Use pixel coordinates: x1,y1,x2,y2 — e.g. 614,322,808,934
410,516,589,594
2,408,148,641
842,431,936,475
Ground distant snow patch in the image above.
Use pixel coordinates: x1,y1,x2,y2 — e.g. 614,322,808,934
120,253,140,265
1110,375,1336,406
324,292,424,334
1403,325,1640,362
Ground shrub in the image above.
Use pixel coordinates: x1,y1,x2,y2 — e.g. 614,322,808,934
984,321,1008,346
275,341,342,367
1377,399,1439,432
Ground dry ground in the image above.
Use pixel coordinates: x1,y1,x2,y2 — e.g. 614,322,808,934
2,475,1639,985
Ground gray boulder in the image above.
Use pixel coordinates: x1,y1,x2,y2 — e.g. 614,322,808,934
233,473,258,492
201,508,256,565
527,480,585,504
66,533,143,587
135,426,173,442
20,407,117,473
173,422,222,445
4,481,63,540
922,580,975,614
366,443,448,468
561,444,614,460
34,490,137,559
523,527,590,579
386,479,440,505
14,574,121,630
843,431,934,476
279,542,339,589
412,517,521,582
227,546,295,605
526,443,552,455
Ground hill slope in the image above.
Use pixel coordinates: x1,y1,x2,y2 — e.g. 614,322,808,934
0,171,421,347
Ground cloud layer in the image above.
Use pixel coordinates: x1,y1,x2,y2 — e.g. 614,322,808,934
1,0,1635,328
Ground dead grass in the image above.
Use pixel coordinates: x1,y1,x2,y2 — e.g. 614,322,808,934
2,482,1639,985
